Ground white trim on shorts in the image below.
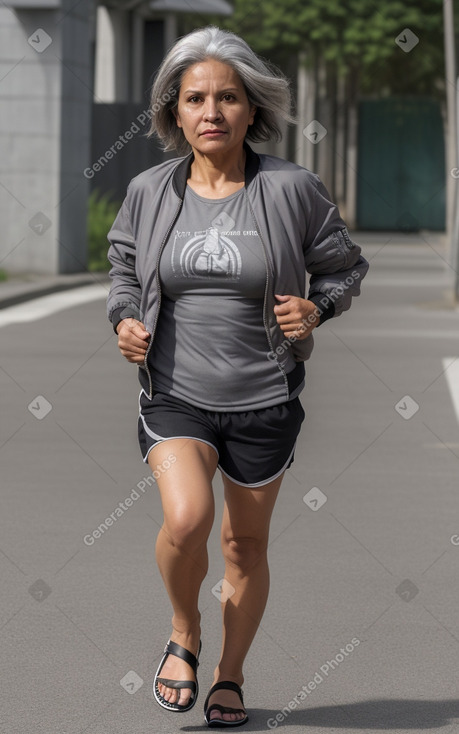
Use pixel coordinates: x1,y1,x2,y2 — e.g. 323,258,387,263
139,390,220,463
218,442,297,488
143,436,219,463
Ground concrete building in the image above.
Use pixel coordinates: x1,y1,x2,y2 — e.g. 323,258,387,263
0,0,231,275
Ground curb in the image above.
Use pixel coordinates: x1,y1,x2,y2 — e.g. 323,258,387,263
0,274,110,310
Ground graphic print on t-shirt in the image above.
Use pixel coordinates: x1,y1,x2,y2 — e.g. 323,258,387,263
150,187,289,411
172,211,243,280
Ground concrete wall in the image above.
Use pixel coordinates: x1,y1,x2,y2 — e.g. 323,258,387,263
0,2,92,274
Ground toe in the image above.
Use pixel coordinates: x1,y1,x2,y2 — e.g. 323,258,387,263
178,688,192,707
167,688,177,704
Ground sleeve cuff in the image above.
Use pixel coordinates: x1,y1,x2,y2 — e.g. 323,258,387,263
308,292,336,326
111,307,126,333
111,305,142,333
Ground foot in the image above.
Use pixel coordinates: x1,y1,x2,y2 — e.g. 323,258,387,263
157,629,201,708
207,681,247,724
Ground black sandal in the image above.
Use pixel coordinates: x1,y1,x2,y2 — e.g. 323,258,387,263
153,639,201,712
204,681,249,728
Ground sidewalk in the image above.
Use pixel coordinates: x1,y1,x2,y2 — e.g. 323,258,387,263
0,271,110,309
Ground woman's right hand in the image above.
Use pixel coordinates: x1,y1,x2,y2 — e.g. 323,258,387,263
116,318,151,363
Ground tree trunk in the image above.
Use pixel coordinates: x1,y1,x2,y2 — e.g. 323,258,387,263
345,66,360,228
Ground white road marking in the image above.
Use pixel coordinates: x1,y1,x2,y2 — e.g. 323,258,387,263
336,328,459,339
0,284,108,328
443,357,459,425
367,276,450,286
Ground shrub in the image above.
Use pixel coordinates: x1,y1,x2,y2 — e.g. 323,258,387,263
87,190,121,272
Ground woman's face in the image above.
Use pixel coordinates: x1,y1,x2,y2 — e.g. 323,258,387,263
174,58,256,159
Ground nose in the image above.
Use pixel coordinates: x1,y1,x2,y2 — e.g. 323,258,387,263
203,98,222,122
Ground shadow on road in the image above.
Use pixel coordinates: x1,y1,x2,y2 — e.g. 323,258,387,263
182,697,459,730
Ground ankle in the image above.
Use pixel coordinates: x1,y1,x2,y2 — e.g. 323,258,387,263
212,667,244,688
170,615,201,651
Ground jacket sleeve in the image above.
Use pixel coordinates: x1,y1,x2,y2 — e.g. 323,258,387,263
304,178,369,321
106,193,143,332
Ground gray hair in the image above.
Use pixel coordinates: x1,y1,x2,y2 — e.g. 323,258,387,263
147,26,295,154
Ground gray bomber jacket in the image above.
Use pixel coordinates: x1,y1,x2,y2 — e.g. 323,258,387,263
106,143,369,399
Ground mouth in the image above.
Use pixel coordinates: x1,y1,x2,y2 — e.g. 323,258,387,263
200,129,227,137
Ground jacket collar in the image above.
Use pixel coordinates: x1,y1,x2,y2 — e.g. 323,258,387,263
172,141,260,198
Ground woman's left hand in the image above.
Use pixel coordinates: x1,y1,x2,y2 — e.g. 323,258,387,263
273,294,320,340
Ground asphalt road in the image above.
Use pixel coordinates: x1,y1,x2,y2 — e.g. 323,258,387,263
1,231,459,734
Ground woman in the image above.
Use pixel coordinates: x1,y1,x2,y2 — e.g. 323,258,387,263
106,25,368,727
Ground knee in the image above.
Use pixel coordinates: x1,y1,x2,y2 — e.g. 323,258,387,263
222,535,267,574
163,512,212,553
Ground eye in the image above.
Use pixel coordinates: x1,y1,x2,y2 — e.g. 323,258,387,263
222,94,235,102
188,95,201,103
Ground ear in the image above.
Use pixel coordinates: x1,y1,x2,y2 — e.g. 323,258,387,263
248,104,256,126
172,107,182,129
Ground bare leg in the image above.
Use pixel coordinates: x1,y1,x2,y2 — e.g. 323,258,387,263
149,438,218,707
206,472,284,723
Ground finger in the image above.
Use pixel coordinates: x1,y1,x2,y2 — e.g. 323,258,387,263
275,312,302,324
118,319,150,338
120,346,146,360
284,332,304,340
123,353,146,364
284,327,310,340
278,323,304,334
119,345,147,358
120,349,145,362
273,303,293,316
274,296,300,316
131,323,150,339
274,303,302,318
118,325,150,344
119,333,149,349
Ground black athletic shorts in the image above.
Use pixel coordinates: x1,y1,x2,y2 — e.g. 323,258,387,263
138,390,305,487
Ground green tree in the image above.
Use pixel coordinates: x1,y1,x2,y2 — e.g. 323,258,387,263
217,0,445,97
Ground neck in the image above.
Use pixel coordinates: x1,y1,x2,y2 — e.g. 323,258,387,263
189,145,246,190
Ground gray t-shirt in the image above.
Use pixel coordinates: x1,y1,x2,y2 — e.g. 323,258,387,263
148,185,291,411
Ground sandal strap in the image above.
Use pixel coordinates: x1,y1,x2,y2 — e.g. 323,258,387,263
204,680,244,711
156,677,197,691
206,703,245,717
164,639,200,673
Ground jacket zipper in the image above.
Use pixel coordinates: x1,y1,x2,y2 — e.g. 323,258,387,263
244,192,289,396
143,199,184,399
